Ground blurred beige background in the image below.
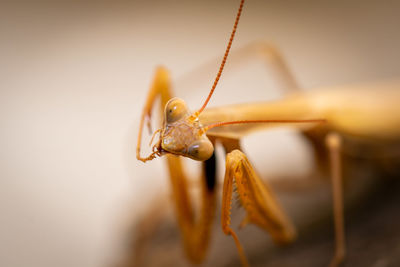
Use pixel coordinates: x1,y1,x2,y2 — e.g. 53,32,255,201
1,1,399,267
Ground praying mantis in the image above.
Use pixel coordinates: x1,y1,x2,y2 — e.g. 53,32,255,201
135,0,400,266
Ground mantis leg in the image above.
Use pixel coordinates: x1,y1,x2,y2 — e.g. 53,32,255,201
177,41,300,95
165,151,217,263
136,66,173,162
137,67,218,263
326,133,346,267
235,42,300,94
220,138,296,266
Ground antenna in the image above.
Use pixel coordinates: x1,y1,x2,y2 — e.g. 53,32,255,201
203,119,327,132
196,0,245,116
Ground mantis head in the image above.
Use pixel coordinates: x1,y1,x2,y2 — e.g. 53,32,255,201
155,97,214,161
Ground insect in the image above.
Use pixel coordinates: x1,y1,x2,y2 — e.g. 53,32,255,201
136,0,400,266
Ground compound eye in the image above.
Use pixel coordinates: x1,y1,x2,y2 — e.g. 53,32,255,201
187,139,214,161
165,97,188,123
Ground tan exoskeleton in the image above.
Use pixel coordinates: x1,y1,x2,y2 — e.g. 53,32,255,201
136,0,400,266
